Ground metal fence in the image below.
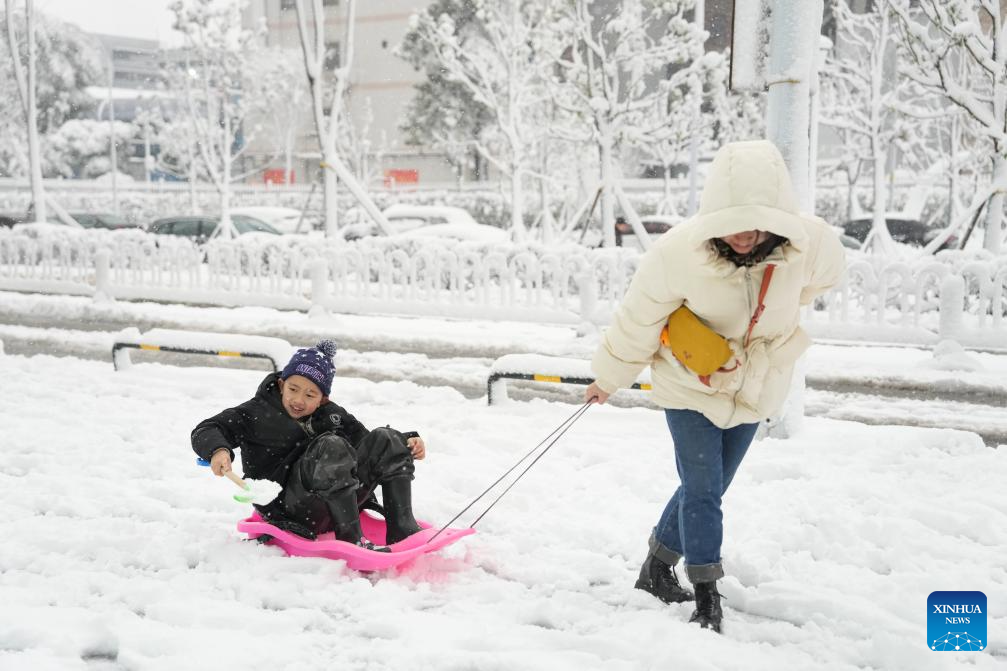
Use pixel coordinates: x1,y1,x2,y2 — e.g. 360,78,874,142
1,228,1004,347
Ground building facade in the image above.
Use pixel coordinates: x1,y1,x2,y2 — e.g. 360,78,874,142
241,0,457,186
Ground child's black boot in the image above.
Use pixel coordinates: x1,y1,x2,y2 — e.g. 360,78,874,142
327,491,389,553
382,477,422,544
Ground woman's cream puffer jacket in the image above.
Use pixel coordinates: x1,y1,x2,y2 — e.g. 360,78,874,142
591,140,846,428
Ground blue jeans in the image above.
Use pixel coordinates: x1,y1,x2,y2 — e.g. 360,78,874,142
650,409,760,583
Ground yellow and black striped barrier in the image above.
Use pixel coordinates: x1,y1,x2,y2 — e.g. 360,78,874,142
112,342,282,372
487,371,651,405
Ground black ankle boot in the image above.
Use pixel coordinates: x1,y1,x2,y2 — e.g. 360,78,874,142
326,491,389,552
634,553,694,603
689,581,723,633
382,478,422,544
254,500,317,540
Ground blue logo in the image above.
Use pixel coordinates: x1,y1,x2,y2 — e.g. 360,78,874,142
928,591,986,651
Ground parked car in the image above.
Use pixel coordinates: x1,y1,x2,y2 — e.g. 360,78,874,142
833,229,863,251
230,206,312,235
343,204,507,243
0,212,23,228
615,214,680,246
841,215,957,250
148,215,282,244
398,222,509,244
69,212,140,230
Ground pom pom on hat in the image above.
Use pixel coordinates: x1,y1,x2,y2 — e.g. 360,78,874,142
280,339,338,396
315,339,337,359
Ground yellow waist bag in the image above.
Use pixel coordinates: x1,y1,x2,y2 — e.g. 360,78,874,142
660,264,777,381
659,307,733,376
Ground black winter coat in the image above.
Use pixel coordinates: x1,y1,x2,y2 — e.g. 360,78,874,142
191,372,370,486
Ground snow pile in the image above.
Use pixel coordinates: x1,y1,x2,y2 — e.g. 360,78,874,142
0,352,1004,669
922,339,982,372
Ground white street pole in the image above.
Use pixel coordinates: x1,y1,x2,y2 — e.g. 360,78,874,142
764,0,824,439
686,0,705,216
766,0,823,211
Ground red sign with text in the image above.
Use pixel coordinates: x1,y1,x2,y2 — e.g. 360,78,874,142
384,169,418,187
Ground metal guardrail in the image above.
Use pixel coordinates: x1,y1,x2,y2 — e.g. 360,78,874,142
111,328,292,372
111,341,283,372
487,369,651,405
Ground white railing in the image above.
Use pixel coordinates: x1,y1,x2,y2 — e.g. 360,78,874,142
0,228,1004,348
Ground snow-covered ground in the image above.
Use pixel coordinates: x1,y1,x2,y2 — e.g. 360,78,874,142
1,350,1005,670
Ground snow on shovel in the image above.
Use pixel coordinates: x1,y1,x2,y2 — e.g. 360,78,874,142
197,457,255,503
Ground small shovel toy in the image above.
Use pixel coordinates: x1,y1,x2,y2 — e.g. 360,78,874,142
197,458,255,503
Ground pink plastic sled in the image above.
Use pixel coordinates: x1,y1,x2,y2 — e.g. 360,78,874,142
236,510,475,571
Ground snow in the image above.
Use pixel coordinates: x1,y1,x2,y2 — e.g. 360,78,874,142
1,348,1005,669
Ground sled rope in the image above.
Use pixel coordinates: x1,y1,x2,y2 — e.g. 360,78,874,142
427,401,592,543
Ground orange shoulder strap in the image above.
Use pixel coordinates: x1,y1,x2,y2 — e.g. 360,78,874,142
743,263,776,348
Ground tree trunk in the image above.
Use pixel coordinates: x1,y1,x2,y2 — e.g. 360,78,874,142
661,167,673,215
25,2,45,223
285,127,295,184
188,139,197,215
539,153,554,244
323,151,340,238
599,139,616,248
870,145,895,252
295,0,390,238
216,117,237,239
510,165,525,241
983,148,1005,254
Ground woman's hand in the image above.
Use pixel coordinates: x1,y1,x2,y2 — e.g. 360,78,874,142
407,436,426,460
585,382,610,405
210,448,232,476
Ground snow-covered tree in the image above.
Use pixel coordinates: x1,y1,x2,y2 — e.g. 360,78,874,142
820,0,924,254
168,0,275,238
294,0,391,238
5,0,45,222
547,0,707,247
252,47,308,184
43,118,135,179
410,0,560,240
399,0,495,182
892,0,1007,254
629,49,763,216
0,7,103,177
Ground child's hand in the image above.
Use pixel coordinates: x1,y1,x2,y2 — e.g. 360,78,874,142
210,449,232,476
407,436,426,460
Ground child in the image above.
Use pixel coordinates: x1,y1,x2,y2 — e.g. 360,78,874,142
191,340,425,550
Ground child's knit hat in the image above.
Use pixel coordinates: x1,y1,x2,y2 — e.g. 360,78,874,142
280,340,337,396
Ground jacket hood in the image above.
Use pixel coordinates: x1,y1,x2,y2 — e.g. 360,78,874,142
256,372,286,410
687,140,812,252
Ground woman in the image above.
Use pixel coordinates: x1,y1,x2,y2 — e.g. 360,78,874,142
585,140,845,633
